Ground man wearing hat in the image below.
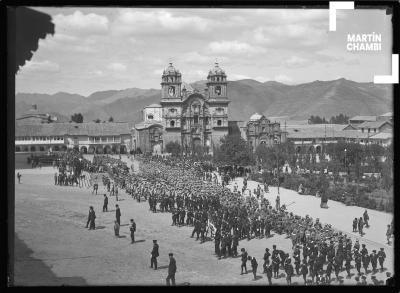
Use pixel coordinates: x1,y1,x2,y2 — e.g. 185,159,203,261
240,248,248,275
284,258,294,285
377,248,386,271
263,248,271,273
166,253,177,286
370,250,378,272
150,240,159,270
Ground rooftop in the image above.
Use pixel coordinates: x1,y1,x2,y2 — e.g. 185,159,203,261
349,115,377,122
357,120,392,129
15,122,135,137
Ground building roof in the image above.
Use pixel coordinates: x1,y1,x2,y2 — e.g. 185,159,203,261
144,103,162,108
249,113,263,121
369,132,392,140
357,120,392,129
15,122,134,137
379,112,392,117
349,115,377,122
134,120,163,130
287,129,370,139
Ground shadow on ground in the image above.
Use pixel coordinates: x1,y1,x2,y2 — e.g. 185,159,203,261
13,234,87,286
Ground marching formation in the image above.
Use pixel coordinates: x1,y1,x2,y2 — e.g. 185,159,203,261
47,151,393,285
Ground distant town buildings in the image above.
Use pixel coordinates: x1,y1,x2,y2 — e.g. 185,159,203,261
16,104,57,124
15,121,134,154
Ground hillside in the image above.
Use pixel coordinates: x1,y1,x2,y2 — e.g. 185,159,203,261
15,78,392,123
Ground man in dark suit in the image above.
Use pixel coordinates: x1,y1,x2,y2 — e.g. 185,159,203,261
130,219,136,243
151,240,159,270
86,206,96,230
103,194,108,212
166,253,176,286
115,204,121,225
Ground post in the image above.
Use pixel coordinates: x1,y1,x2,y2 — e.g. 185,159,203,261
276,153,280,195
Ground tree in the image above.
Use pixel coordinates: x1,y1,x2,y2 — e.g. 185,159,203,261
71,113,83,123
108,116,114,122
165,141,181,157
93,118,101,123
215,134,254,166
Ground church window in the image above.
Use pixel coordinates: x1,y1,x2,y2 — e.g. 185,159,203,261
148,114,154,120
194,115,199,124
170,120,175,127
217,120,222,126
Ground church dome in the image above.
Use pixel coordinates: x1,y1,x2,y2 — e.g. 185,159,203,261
249,113,263,121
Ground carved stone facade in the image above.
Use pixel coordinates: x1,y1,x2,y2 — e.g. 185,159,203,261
135,62,230,154
246,113,287,151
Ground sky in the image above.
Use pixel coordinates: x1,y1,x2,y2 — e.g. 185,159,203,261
15,7,393,96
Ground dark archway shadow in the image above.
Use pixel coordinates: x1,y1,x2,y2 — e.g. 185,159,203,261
253,275,263,281
14,235,87,285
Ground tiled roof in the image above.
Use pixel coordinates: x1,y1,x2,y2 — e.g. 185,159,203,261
357,121,392,129
134,120,164,130
369,132,392,140
15,122,134,137
144,104,162,108
287,129,369,139
349,115,376,122
379,112,392,117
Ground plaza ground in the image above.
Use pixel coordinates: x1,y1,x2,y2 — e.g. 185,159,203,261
13,162,394,286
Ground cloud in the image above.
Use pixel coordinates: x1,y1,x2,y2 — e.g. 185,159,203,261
274,74,293,84
207,41,266,56
107,63,127,72
284,56,310,68
21,60,60,73
112,10,209,36
53,11,109,35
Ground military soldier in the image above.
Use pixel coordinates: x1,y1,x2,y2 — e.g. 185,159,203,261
150,240,159,270
386,225,392,245
325,259,333,282
263,248,271,273
300,259,308,285
284,258,294,285
240,248,248,275
103,194,108,212
354,250,362,275
166,253,176,286
377,248,386,271
363,210,369,228
214,231,221,258
358,217,364,236
345,252,352,277
251,256,258,280
130,219,136,243
272,252,280,278
86,206,96,230
115,204,121,226
370,250,378,272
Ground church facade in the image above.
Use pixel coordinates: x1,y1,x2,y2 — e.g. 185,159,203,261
134,62,230,154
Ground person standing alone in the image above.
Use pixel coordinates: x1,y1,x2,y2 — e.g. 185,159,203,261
103,194,108,212
17,172,22,184
150,240,159,269
166,253,177,286
115,204,121,225
130,219,136,243
86,206,96,230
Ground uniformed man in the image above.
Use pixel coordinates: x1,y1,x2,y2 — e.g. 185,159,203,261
284,258,294,285
115,204,121,226
130,219,136,243
345,252,352,277
103,194,108,212
370,250,378,272
377,248,386,271
300,259,308,285
150,240,159,270
354,250,362,275
263,248,271,273
166,253,176,286
86,206,96,230
240,248,248,275
251,256,258,280
232,232,239,257
272,252,280,278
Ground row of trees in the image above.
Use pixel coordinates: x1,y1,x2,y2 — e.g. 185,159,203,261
70,113,115,123
308,113,349,124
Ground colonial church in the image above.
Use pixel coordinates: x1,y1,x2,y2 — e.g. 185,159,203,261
134,62,230,154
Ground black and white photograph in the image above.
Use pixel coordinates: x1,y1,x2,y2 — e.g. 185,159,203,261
8,2,398,287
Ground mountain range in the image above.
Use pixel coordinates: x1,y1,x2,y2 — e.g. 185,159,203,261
15,78,392,124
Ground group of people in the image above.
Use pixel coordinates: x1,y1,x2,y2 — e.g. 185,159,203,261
52,150,393,286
